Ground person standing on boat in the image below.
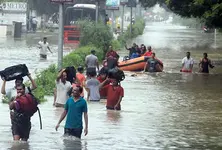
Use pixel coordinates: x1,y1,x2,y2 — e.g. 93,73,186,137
143,46,153,57
199,53,214,73
55,86,88,139
38,37,52,60
144,53,163,72
181,52,194,72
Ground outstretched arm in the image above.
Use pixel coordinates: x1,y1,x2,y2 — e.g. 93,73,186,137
1,80,6,95
125,45,129,50
208,59,214,68
27,74,37,90
47,46,53,54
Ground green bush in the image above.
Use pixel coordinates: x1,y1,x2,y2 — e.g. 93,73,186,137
111,39,122,50
24,20,145,103
79,21,113,57
29,46,104,102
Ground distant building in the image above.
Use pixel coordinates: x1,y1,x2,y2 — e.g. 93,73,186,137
0,2,27,34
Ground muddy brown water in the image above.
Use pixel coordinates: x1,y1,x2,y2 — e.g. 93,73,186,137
0,23,222,150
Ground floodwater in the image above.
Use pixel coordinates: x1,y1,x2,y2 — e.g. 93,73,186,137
1,23,222,150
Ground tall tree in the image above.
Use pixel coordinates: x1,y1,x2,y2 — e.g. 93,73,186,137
139,0,222,28
166,0,222,27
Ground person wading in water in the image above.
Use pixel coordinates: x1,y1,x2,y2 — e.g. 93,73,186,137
54,69,72,107
199,53,214,73
181,52,194,72
55,86,88,139
38,37,52,60
9,84,37,141
144,53,163,72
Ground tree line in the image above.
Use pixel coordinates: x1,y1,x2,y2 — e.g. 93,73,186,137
140,0,222,28
1,0,221,28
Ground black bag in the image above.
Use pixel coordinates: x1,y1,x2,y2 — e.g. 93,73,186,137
65,66,76,84
108,68,125,82
0,64,29,81
86,67,97,77
99,67,109,76
107,57,118,70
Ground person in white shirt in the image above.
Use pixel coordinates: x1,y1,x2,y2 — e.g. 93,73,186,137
54,69,72,107
1,74,37,102
181,52,194,72
38,37,52,60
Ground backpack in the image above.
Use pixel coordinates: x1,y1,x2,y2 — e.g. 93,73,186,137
18,87,42,129
108,68,125,82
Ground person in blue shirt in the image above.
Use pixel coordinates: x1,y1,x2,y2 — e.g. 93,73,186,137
130,51,141,59
55,86,88,139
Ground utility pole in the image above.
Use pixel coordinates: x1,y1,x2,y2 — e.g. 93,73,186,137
111,10,115,32
50,0,73,71
95,0,99,24
127,0,136,37
121,4,125,35
130,6,132,36
58,3,64,71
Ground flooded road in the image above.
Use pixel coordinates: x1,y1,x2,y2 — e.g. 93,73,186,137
1,23,222,150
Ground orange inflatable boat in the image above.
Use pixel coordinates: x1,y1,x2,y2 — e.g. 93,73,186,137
118,56,163,71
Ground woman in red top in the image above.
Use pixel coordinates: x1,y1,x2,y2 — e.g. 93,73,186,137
100,78,124,110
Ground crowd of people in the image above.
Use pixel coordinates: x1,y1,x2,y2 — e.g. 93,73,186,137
125,43,153,59
0,41,216,142
54,48,124,138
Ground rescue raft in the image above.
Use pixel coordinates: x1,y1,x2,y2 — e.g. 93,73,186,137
118,56,163,72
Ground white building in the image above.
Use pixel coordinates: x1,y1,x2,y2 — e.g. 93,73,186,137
0,2,27,35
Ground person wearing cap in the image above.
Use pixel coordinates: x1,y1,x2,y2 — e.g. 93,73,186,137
85,49,99,72
1,74,37,102
38,37,52,60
